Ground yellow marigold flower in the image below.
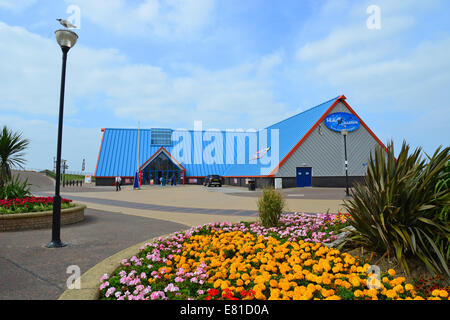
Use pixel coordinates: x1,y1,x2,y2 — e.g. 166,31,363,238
341,281,351,289
325,295,341,300
213,279,222,288
269,288,280,299
293,293,303,300
321,288,330,298
241,273,250,281
391,277,406,285
236,279,244,286
255,291,266,300
432,289,441,297
404,284,413,291
385,289,396,299
350,277,361,287
307,283,316,293
268,279,277,287
393,284,404,294
387,269,396,277
354,290,363,298
439,290,448,298
367,288,378,297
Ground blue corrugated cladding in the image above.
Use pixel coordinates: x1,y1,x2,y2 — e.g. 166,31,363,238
266,96,339,161
95,96,340,177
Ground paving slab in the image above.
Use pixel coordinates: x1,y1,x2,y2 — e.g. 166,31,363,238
56,185,348,214
0,208,187,300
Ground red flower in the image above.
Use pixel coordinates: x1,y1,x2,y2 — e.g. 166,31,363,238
207,288,219,297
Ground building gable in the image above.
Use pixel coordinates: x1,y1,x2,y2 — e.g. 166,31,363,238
274,99,386,177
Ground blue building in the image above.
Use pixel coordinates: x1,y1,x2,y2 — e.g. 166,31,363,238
94,95,388,188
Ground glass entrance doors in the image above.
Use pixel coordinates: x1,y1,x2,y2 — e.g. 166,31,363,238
142,152,182,185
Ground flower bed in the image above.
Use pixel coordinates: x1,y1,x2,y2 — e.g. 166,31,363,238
0,197,74,215
99,212,448,300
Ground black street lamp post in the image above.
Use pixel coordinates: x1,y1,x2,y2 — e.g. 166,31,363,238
341,129,350,197
46,29,78,248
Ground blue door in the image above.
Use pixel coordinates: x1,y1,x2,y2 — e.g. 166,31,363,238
296,167,312,187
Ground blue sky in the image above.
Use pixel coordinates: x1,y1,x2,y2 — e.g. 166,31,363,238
0,0,449,173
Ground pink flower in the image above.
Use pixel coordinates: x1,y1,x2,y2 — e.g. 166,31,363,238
105,287,116,297
100,274,109,281
99,281,109,290
164,283,179,292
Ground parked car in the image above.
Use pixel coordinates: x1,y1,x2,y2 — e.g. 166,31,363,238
204,175,222,187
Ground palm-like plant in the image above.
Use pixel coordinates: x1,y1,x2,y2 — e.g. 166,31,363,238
343,141,450,277
0,126,30,188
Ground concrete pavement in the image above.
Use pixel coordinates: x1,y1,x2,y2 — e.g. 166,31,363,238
2,171,350,300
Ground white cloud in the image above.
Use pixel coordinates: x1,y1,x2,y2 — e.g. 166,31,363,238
0,0,36,12
0,22,127,116
294,0,450,154
296,15,415,61
66,0,216,39
0,22,288,170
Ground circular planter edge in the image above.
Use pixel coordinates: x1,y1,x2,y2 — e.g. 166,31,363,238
0,203,87,232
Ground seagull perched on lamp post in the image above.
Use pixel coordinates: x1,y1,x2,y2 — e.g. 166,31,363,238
57,19,77,29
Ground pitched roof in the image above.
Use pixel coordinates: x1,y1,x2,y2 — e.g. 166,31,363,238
266,96,341,162
95,95,377,178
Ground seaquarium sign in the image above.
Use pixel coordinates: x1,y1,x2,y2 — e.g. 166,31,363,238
324,112,361,132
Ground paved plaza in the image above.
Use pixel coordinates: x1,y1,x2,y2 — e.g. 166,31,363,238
1,172,350,300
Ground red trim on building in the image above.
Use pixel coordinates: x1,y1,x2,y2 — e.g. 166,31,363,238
269,94,388,176
269,95,346,176
340,99,390,154
94,176,134,179
223,175,274,178
94,128,106,177
138,147,186,172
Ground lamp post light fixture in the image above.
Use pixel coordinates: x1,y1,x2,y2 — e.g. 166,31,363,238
46,29,78,248
341,129,350,197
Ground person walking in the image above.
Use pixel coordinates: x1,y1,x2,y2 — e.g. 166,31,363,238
115,174,122,191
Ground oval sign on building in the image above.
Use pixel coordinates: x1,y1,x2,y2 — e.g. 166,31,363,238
324,112,361,132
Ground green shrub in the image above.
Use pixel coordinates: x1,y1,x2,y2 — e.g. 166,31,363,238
257,187,286,228
0,174,31,199
343,141,450,277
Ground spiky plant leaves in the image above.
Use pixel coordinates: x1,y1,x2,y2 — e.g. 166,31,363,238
343,141,449,277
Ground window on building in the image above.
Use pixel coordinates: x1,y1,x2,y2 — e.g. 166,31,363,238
151,128,173,146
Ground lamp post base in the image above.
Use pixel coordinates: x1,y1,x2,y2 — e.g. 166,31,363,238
45,240,67,248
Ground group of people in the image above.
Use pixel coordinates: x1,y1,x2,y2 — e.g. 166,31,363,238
114,174,177,190
159,176,177,186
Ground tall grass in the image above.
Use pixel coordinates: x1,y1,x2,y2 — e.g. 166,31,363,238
257,187,286,228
